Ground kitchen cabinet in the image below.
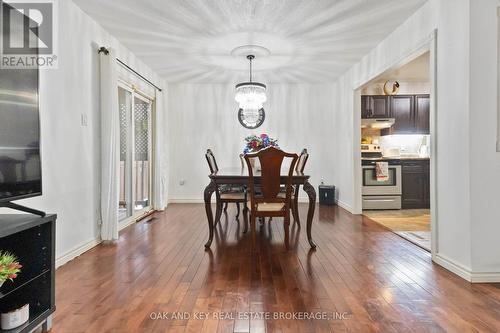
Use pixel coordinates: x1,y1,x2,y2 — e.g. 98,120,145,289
401,159,430,209
390,94,430,135
390,95,415,134
361,95,390,118
415,95,430,134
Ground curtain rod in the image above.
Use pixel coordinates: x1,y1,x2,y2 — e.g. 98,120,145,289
98,47,162,92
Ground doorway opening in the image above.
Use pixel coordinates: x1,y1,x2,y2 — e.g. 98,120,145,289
353,34,437,254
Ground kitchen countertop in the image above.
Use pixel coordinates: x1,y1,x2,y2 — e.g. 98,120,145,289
362,156,430,161
391,156,430,160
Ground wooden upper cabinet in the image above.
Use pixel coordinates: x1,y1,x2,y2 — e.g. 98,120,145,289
361,94,430,134
361,95,390,118
371,96,390,118
415,94,430,134
361,96,370,118
390,95,415,134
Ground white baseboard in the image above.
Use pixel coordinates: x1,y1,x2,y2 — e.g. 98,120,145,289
119,217,138,231
56,238,101,268
168,198,205,204
55,213,152,269
470,272,500,283
434,254,472,281
336,199,353,213
434,254,500,283
169,197,322,204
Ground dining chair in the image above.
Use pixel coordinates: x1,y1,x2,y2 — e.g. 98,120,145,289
241,152,267,225
205,149,247,227
239,153,245,170
244,146,298,249
290,148,309,224
271,148,309,226
296,148,309,173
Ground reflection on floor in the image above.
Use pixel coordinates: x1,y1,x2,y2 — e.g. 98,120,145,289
363,209,431,251
53,204,500,332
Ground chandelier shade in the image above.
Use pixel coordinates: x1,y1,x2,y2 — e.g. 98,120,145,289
235,82,267,110
235,55,267,111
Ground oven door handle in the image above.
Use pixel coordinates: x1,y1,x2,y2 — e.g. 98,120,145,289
363,198,398,202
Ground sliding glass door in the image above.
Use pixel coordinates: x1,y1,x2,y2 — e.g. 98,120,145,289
132,94,151,213
118,84,153,223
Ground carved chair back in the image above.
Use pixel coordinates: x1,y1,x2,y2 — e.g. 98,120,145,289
244,147,298,211
296,148,309,173
205,149,219,174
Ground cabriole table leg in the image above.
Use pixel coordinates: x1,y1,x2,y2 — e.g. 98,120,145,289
303,181,317,249
204,180,217,248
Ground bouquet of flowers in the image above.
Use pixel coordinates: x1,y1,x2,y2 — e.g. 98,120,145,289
0,251,22,287
243,134,279,155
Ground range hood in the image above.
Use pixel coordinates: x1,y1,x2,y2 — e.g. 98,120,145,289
361,118,395,130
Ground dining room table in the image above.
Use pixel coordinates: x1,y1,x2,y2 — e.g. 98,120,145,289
203,166,317,249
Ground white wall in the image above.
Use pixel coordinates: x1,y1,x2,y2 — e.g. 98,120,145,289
431,0,473,272
167,83,339,203
330,0,500,280
468,0,500,274
2,0,167,264
330,0,475,274
332,0,437,213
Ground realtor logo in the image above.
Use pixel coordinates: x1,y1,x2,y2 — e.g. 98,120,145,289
1,0,58,68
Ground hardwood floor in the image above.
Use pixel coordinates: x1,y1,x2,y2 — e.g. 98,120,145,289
362,210,431,251
53,204,500,333
362,209,430,232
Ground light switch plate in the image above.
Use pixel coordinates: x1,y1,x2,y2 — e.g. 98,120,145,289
81,114,88,126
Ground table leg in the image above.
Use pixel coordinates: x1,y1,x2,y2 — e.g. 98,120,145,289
303,181,317,249
214,193,222,226
204,180,217,248
243,203,248,233
293,185,300,226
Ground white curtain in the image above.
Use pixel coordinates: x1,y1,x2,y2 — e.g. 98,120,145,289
99,48,119,241
153,89,168,210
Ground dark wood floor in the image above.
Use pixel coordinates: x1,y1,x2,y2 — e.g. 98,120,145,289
53,204,500,333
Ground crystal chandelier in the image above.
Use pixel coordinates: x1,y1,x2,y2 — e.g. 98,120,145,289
235,55,267,111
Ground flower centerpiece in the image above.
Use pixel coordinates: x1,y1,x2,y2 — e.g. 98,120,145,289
0,251,22,288
243,134,279,170
243,134,279,155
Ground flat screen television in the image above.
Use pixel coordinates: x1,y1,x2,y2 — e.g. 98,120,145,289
0,3,41,204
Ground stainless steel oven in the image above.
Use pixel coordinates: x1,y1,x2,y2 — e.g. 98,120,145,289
362,159,402,209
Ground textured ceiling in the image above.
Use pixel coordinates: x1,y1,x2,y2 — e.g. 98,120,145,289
74,0,426,83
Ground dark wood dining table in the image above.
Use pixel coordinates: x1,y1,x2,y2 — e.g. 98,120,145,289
204,167,317,249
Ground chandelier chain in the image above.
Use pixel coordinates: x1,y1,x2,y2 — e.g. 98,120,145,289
247,54,255,82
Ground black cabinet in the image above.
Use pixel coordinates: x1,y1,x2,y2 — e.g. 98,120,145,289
401,160,430,209
390,95,415,134
415,95,430,134
389,94,430,135
361,95,390,118
363,94,430,134
0,214,56,333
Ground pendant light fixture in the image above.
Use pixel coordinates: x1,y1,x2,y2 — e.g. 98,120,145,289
235,55,267,129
